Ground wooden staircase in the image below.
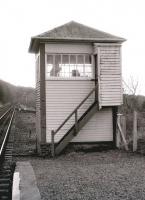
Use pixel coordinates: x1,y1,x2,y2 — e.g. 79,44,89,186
51,86,98,157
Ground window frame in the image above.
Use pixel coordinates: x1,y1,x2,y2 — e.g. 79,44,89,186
45,53,94,80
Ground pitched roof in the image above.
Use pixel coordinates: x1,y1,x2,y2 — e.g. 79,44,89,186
29,21,125,53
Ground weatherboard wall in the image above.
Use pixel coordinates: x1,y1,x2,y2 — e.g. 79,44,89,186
44,42,118,143
45,80,113,143
94,44,122,107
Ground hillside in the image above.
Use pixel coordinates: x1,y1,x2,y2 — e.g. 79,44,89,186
1,79,145,112
0,79,35,108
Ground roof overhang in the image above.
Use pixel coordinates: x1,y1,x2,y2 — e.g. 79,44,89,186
28,37,126,53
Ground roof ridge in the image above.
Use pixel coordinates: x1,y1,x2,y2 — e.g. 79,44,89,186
29,21,126,53
34,21,124,40
35,21,74,37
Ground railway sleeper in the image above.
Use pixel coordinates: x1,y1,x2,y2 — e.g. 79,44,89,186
0,183,10,189
0,196,9,200
0,188,9,194
0,178,11,184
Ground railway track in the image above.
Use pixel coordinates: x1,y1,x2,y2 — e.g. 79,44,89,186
0,105,15,200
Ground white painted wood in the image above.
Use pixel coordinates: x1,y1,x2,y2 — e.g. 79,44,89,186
72,108,113,142
45,43,93,54
94,44,122,106
45,80,94,142
45,80,113,143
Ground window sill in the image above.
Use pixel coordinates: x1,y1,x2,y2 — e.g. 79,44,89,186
45,77,93,81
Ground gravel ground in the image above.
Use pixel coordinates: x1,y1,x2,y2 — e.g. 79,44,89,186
25,150,145,200
13,110,145,200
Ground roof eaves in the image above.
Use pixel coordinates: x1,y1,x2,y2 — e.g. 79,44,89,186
33,36,126,42
28,37,40,53
29,36,126,53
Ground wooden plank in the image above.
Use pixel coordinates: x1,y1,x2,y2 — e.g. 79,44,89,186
101,71,121,75
101,65,120,69
97,47,101,109
100,58,120,61
39,44,46,144
117,120,128,151
101,62,120,65
100,86,122,89
100,74,120,77
101,94,121,98
100,53,120,57
133,111,137,152
45,43,93,54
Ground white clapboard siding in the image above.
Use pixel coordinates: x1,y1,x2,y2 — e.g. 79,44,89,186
45,43,93,54
94,44,122,106
45,80,113,143
46,80,97,143
72,108,113,142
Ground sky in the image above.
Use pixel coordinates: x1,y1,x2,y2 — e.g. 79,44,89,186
0,0,145,94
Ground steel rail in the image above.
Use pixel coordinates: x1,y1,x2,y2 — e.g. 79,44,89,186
0,108,15,157
0,107,12,121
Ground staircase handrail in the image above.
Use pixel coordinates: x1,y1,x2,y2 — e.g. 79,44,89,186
51,85,97,157
53,86,97,136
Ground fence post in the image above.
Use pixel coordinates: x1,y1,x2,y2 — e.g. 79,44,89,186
51,130,55,158
116,114,122,148
133,110,137,152
121,115,126,139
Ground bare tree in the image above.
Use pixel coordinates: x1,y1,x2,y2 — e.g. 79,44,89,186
123,76,139,95
122,76,140,112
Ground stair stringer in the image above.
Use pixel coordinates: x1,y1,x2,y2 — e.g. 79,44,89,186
55,102,98,155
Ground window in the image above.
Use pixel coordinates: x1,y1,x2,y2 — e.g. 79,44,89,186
46,54,92,78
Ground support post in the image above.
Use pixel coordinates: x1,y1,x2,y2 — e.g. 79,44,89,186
133,110,137,152
51,130,55,158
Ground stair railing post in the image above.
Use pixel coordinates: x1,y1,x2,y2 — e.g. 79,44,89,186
51,130,55,158
75,110,78,135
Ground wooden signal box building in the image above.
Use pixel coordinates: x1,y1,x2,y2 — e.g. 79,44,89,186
29,21,125,156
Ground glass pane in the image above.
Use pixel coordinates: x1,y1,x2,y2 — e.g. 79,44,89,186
77,55,84,64
55,55,61,76
46,64,53,77
85,64,92,77
62,55,69,64
85,55,91,64
70,55,76,64
77,64,83,76
47,55,53,64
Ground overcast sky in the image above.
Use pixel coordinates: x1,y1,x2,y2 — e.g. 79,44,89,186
0,0,145,94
